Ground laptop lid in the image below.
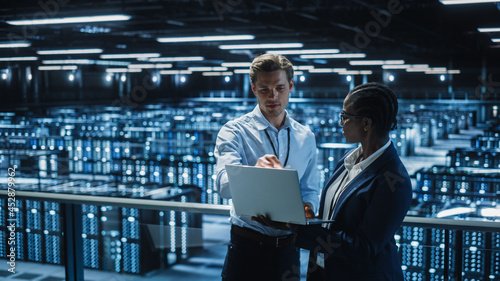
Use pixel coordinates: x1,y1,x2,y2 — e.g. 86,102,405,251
226,164,332,225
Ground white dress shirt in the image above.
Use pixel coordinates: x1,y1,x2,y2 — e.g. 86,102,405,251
214,105,320,237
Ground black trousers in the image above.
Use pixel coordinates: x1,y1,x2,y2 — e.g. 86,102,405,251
221,227,301,281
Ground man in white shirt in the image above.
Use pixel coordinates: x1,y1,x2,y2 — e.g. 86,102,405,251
214,53,320,281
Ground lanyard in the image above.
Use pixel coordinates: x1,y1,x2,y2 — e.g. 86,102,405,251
264,127,290,167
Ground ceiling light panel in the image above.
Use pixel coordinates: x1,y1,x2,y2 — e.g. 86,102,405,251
38,65,78,70
188,67,228,72
300,53,366,59
0,42,31,48
221,62,252,67
266,49,340,55
149,57,204,62
440,0,499,4
37,49,103,55
478,27,500,32
158,35,254,43
105,68,141,73
159,70,192,75
7,14,131,25
127,64,173,69
219,43,303,50
0,57,38,61
308,68,347,73
202,72,233,76
100,53,160,59
350,60,405,66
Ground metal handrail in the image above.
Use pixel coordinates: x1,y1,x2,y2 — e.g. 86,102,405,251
1,190,498,231
0,190,231,215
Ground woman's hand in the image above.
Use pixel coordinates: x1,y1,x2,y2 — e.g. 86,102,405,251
304,202,315,218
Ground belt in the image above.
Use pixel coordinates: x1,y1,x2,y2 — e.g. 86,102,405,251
231,225,295,248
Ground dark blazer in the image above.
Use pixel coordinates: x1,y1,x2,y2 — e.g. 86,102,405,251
296,144,412,281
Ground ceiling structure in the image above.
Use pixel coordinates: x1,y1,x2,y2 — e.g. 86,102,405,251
0,0,499,83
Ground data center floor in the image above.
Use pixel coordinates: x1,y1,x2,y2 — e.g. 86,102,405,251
1,126,486,281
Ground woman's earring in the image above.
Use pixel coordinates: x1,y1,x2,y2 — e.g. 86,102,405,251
364,127,368,131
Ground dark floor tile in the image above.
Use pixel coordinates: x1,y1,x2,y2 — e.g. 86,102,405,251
40,277,65,281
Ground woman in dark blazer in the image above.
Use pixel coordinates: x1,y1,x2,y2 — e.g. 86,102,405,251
296,82,412,281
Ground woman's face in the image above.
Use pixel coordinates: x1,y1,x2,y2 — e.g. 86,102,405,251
340,95,366,143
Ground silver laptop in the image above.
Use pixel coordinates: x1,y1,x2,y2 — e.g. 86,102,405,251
226,164,334,225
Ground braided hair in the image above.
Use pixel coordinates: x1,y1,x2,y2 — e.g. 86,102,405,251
347,82,398,135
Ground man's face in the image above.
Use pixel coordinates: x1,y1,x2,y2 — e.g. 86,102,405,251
251,70,293,121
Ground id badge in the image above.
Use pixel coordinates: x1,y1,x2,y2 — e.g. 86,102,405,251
316,252,325,268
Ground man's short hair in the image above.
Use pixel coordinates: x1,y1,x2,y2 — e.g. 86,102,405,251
249,54,294,84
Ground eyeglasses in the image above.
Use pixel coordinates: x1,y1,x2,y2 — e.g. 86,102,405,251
339,112,366,123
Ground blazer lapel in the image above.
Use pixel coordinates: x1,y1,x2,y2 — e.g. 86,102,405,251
331,171,374,218
318,157,348,218
330,144,399,219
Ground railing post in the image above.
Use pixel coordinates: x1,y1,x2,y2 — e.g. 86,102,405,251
62,203,84,281
454,230,463,281
444,229,450,281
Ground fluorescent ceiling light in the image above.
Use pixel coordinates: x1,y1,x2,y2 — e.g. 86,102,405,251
159,70,192,75
149,56,204,62
105,68,141,73
266,49,340,55
294,71,304,75
158,35,254,43
338,70,373,75
406,64,431,72
37,48,103,55
440,0,499,4
478,27,500,32
128,64,173,69
234,69,250,74
202,72,233,76
429,67,447,71
350,60,405,66
221,62,252,67
0,56,38,61
309,68,347,73
7,14,131,25
38,65,77,71
43,59,93,64
219,43,303,50
294,65,315,70
382,65,409,69
300,53,366,59
188,67,228,72
492,38,500,42
100,53,160,59
42,59,129,66
447,70,461,74
0,42,31,48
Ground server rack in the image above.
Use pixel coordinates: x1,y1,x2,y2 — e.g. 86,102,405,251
0,102,497,280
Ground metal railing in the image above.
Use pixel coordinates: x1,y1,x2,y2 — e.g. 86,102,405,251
1,190,499,281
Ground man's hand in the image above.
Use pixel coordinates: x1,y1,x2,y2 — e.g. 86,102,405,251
304,202,315,219
255,154,283,168
251,215,297,231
